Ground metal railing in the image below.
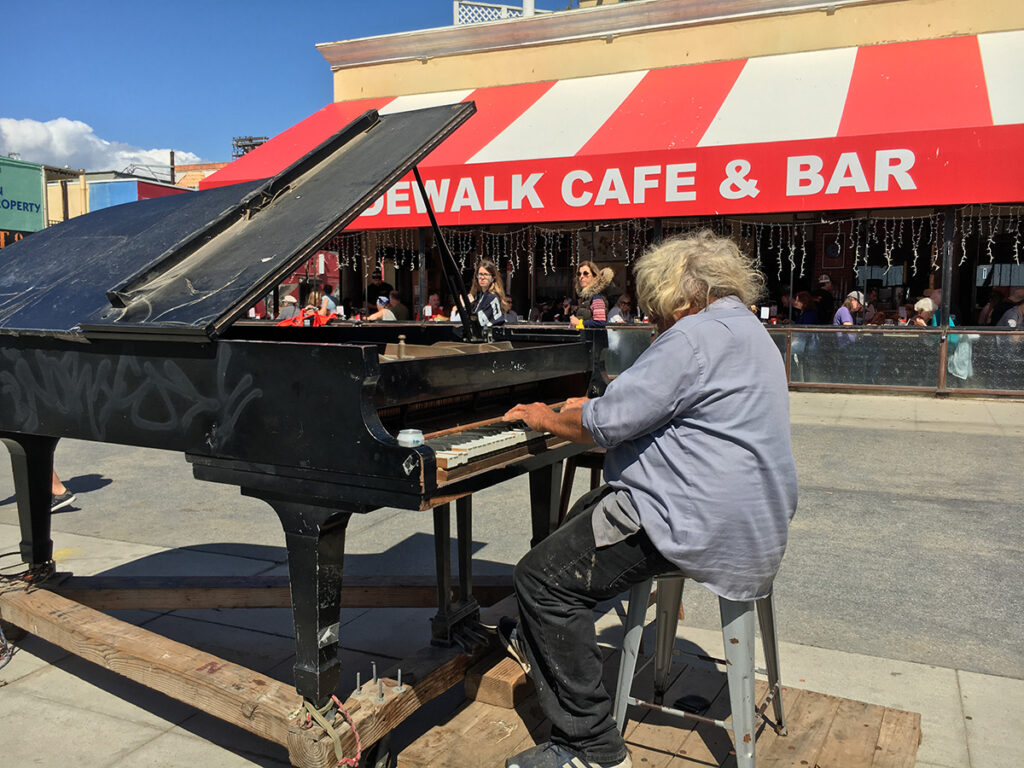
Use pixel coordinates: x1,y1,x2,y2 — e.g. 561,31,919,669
453,1,552,25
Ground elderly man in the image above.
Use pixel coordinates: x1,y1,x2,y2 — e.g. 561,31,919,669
501,231,798,768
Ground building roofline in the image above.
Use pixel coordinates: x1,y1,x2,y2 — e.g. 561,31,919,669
316,0,897,70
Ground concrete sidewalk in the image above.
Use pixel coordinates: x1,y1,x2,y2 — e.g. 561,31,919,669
788,391,1024,436
1,392,1021,767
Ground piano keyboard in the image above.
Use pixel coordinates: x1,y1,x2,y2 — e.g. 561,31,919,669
426,422,548,469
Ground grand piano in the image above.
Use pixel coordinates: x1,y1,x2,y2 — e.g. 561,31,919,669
0,103,628,721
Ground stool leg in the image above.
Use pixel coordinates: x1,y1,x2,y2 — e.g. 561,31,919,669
556,456,578,526
613,578,653,733
756,592,787,735
720,599,756,768
653,574,684,704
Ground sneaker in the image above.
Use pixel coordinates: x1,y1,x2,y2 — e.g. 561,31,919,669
506,741,631,768
497,616,531,676
51,491,76,512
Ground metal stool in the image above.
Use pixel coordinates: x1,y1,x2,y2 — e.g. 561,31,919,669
612,574,787,768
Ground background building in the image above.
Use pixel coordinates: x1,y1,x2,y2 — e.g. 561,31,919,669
1,156,79,247
201,0,1022,336
44,171,189,226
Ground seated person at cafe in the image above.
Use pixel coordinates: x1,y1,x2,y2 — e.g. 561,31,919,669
277,294,300,320
907,297,935,326
794,290,818,324
422,292,447,320
305,290,322,313
995,288,1024,328
833,291,864,325
389,290,411,321
318,284,338,317
862,288,879,323
607,294,634,323
366,295,397,321
978,289,1004,326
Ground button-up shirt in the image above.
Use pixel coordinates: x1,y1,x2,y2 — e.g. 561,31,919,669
582,295,798,600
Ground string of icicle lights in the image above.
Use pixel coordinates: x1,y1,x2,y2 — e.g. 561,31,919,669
313,205,1023,280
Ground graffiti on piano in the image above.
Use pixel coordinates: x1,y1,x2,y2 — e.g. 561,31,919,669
0,346,261,445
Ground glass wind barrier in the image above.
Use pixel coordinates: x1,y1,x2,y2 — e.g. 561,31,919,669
767,328,1024,393
604,325,656,377
944,330,1024,391
600,325,1022,394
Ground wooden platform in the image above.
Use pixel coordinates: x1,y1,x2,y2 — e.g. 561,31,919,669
397,652,921,768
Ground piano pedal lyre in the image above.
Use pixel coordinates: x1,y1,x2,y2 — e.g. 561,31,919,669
430,496,485,649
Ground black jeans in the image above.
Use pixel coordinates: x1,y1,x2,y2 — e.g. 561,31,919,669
513,486,674,764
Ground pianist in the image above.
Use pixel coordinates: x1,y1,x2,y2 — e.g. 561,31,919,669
501,230,798,768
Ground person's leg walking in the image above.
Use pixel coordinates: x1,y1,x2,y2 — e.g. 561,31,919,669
513,490,672,764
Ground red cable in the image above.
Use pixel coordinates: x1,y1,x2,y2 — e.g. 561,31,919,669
298,696,363,767
331,695,363,767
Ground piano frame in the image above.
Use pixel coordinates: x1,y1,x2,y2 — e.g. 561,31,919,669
0,104,632,765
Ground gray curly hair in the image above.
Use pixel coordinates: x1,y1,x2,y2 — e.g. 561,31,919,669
633,230,764,324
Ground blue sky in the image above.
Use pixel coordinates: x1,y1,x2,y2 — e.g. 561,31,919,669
1,1,457,171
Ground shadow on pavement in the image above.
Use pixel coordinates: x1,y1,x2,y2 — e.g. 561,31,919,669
0,472,113,507
7,533,517,766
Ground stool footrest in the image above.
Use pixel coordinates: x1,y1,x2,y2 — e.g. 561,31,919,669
627,696,731,731
627,683,786,736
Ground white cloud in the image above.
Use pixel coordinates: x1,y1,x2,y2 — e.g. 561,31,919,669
0,117,202,179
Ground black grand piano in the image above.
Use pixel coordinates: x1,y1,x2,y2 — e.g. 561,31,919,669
0,103,627,719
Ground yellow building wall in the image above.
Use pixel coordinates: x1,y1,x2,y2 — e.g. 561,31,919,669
331,0,1024,101
45,179,89,223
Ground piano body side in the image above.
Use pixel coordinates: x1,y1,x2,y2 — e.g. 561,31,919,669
0,328,602,511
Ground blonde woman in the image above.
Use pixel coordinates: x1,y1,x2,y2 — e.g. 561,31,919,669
500,230,796,768
569,260,615,329
908,297,935,327
305,289,322,313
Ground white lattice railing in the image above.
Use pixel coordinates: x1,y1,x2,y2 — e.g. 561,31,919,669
454,2,552,26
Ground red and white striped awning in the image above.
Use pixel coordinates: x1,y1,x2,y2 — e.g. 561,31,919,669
201,31,1024,229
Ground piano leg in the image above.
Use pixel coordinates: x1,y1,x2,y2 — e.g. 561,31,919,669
261,495,352,708
430,497,481,647
0,433,58,566
528,460,564,547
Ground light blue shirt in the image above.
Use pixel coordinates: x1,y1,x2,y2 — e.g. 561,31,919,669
582,295,798,600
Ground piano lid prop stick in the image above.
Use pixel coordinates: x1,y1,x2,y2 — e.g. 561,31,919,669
412,165,481,342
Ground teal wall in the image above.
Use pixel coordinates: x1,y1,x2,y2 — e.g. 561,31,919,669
0,157,45,233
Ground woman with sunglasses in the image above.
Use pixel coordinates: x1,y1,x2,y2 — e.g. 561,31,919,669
570,261,615,329
607,294,634,324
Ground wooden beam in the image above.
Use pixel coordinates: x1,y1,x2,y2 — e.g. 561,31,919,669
2,578,519,768
286,595,519,768
465,653,532,709
52,573,513,611
872,708,922,768
0,581,301,746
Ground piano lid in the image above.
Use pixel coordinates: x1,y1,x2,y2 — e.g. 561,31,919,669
0,103,475,341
